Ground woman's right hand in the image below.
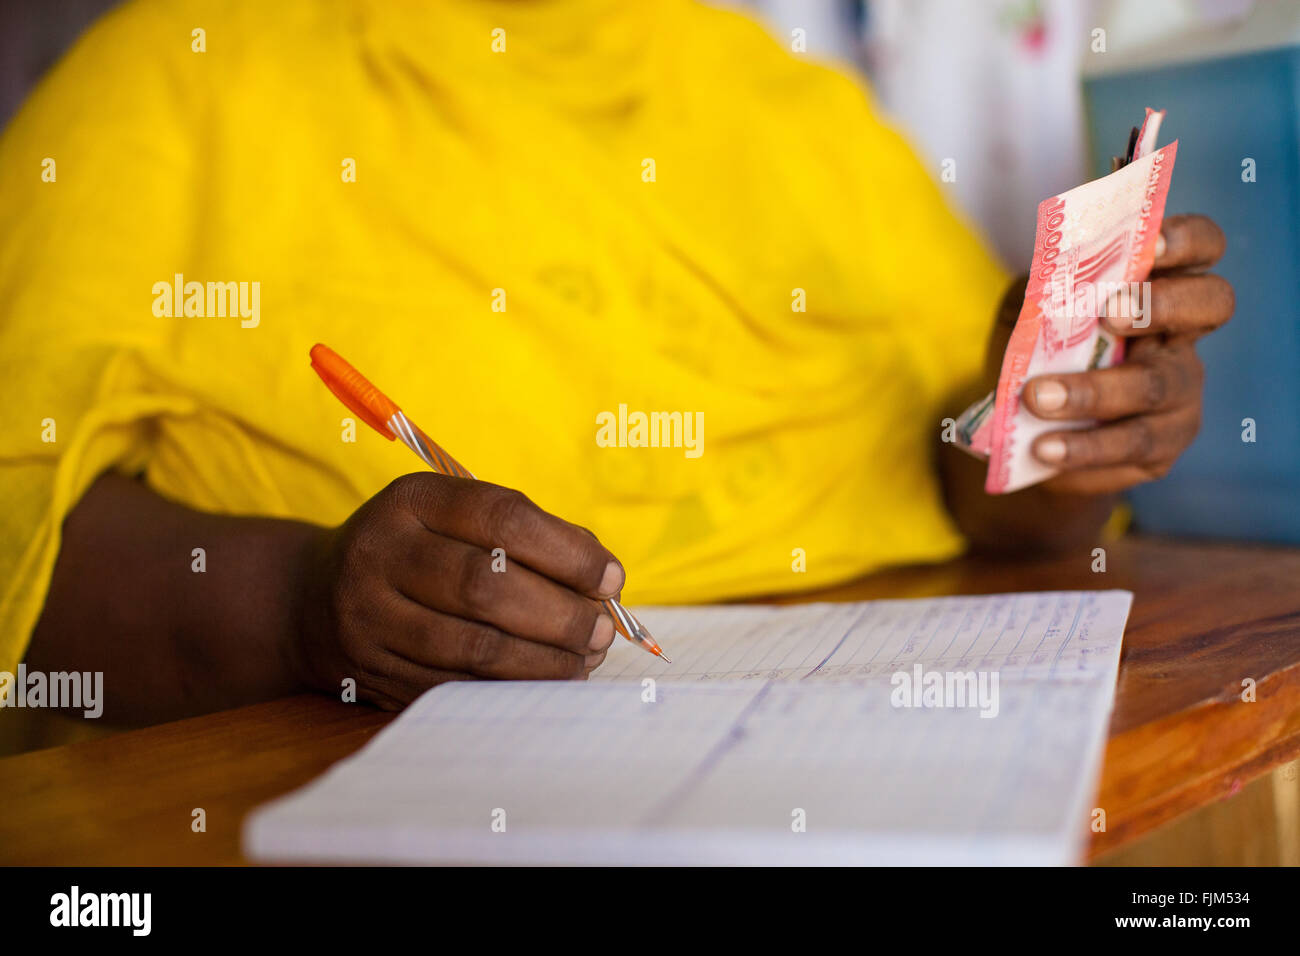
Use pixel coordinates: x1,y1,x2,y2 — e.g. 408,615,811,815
292,473,625,710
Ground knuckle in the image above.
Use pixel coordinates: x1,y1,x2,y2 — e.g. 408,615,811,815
455,551,497,616
573,540,610,593
1132,418,1158,462
571,526,612,588
1173,349,1205,402
388,472,444,522
393,520,428,570
1072,375,1099,414
1145,276,1167,314
1151,280,1178,328
1212,275,1236,319
1206,217,1228,257
564,601,599,651
563,651,589,680
387,472,425,506
356,654,400,696
529,645,578,680
1142,365,1170,409
1162,347,1202,405
482,487,531,544
460,622,502,672
1067,432,1095,467
341,495,391,549
1145,460,1173,482
533,643,582,679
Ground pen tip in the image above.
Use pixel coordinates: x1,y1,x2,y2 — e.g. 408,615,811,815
658,652,672,664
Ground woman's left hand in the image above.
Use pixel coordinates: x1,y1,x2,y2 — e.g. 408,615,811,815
1019,213,1234,495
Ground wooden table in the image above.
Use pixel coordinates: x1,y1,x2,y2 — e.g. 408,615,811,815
3,535,1299,865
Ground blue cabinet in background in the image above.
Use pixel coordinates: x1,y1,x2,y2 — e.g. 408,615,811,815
1084,44,1300,543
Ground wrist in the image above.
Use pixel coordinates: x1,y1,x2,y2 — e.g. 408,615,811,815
280,523,337,696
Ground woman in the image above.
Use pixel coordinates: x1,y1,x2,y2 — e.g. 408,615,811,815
0,0,1232,723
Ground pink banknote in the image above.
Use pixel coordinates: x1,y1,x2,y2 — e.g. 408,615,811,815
957,109,1177,493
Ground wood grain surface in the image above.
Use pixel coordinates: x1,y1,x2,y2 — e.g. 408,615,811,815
2,534,1297,864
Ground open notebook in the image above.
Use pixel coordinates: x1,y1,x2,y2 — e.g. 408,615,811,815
244,590,1132,865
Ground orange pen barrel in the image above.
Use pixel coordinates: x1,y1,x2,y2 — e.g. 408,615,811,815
309,343,402,440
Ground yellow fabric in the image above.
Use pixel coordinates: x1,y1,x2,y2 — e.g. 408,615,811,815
0,0,1009,674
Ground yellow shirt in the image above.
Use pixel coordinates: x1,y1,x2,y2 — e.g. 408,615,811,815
0,0,1008,674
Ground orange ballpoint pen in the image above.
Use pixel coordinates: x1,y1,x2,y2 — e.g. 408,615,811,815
309,343,670,663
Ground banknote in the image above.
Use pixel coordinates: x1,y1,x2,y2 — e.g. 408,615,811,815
955,109,1177,494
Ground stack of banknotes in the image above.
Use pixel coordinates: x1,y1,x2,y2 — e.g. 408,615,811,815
955,108,1178,493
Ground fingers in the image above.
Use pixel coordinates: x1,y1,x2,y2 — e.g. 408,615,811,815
583,648,608,677
391,531,616,656
1102,274,1234,337
1032,404,1200,472
357,652,475,707
1019,212,1223,495
391,475,624,599
1153,214,1226,273
387,598,592,681
1023,345,1202,422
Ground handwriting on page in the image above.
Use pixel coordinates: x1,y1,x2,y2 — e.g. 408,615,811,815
594,592,1128,684
244,591,1132,865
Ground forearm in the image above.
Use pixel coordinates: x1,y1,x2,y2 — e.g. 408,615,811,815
25,472,324,724
938,436,1117,556
938,272,1118,555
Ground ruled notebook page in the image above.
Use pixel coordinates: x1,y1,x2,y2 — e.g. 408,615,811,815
244,590,1132,866
595,591,1130,684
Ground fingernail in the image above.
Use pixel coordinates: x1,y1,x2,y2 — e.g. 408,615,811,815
588,613,614,652
584,652,606,669
597,561,624,597
1036,438,1067,463
1155,232,1167,259
1034,381,1068,412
